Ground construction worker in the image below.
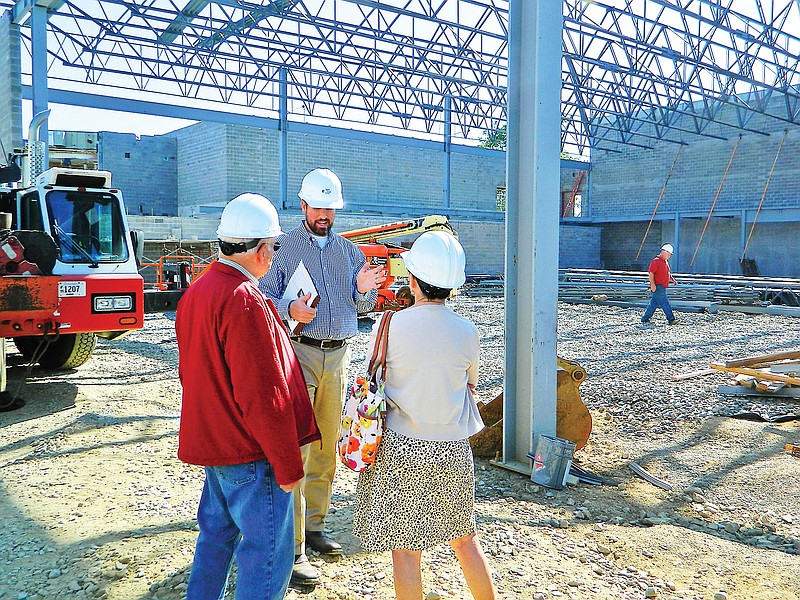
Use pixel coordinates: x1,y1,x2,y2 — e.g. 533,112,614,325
259,168,385,584
176,193,320,599
641,242,678,325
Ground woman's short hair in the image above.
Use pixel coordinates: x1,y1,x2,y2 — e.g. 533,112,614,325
416,276,451,300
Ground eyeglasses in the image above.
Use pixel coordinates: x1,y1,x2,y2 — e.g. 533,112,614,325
260,240,281,253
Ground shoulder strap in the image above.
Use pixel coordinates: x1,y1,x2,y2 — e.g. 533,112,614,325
368,310,394,376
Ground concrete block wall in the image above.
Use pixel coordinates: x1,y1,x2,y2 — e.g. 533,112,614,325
591,116,800,221
99,132,177,216
590,94,800,276
451,151,506,212
172,122,507,214
560,225,602,269
173,122,228,215
0,12,21,157
129,212,607,276
129,211,508,275
600,222,660,272
227,124,278,202
737,222,800,278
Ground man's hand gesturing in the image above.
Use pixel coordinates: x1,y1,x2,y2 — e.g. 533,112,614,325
356,263,386,294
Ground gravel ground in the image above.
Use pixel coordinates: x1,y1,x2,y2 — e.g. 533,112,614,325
0,298,799,599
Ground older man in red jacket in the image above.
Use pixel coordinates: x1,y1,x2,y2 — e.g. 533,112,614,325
176,193,319,599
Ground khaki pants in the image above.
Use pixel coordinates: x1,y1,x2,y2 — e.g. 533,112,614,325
291,341,350,556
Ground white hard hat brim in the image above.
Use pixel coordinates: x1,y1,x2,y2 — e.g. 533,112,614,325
299,196,344,209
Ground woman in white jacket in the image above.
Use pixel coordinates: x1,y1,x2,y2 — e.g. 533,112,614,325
352,231,497,600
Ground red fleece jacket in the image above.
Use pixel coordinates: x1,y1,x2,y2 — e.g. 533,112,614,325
175,261,320,485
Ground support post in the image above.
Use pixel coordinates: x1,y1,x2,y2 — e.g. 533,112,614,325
674,212,681,271
740,209,747,258
31,4,48,168
501,0,562,472
443,96,451,209
279,67,288,210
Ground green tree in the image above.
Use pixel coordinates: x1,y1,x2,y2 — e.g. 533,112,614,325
479,125,507,150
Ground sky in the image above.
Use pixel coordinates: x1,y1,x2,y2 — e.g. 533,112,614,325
23,101,196,137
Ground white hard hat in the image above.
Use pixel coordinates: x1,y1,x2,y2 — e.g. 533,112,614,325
216,193,282,239
298,168,344,209
403,231,466,289
661,243,674,254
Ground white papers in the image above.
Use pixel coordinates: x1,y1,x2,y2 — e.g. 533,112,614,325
282,260,319,334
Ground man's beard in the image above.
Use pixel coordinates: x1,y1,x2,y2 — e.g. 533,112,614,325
306,218,332,236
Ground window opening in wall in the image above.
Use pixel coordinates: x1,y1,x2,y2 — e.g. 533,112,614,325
496,186,506,212
561,191,582,217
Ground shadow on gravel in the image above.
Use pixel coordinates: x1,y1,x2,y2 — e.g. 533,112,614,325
100,337,178,360
470,422,800,560
0,486,196,600
0,380,77,427
0,412,178,459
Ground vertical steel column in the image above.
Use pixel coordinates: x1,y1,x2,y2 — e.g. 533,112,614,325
740,209,747,258
279,67,288,210
674,212,681,271
443,96,452,209
31,5,48,168
501,0,562,472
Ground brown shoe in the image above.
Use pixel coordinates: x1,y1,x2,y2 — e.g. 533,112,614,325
291,554,319,585
305,530,342,555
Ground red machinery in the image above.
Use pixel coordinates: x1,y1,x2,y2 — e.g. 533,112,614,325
1,167,144,373
342,215,457,311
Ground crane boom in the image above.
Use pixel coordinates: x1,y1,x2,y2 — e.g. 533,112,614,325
342,215,456,244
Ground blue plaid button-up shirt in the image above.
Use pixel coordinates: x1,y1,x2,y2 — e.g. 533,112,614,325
259,222,378,340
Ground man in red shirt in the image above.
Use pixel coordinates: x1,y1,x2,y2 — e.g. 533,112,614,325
641,243,678,325
176,193,320,599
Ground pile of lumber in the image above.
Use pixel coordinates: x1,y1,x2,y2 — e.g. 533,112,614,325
711,351,800,397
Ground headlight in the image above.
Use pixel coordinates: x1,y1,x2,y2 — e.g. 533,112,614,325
94,295,133,312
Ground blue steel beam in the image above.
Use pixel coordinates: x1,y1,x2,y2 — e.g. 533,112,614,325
157,0,210,45
11,0,63,24
6,1,800,155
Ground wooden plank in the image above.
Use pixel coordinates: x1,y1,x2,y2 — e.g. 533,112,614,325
671,367,716,381
711,362,800,386
722,350,800,369
718,385,800,398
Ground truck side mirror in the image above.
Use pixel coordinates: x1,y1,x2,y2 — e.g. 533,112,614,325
0,163,21,185
130,229,144,267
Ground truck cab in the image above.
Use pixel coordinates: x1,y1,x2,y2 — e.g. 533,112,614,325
0,167,144,369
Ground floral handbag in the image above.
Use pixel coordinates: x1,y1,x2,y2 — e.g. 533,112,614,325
338,311,394,472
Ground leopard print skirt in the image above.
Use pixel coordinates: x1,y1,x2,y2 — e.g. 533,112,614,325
352,427,476,552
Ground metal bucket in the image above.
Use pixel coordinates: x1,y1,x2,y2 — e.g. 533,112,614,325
528,435,576,490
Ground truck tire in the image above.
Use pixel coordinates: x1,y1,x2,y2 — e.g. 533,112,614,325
13,332,97,370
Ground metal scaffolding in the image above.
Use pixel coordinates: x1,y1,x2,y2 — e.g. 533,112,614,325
4,1,800,156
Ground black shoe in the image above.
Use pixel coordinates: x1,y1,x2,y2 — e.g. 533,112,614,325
668,318,678,325
305,530,342,555
291,554,319,585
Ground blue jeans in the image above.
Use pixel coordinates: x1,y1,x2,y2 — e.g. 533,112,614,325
641,285,675,323
186,460,294,600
